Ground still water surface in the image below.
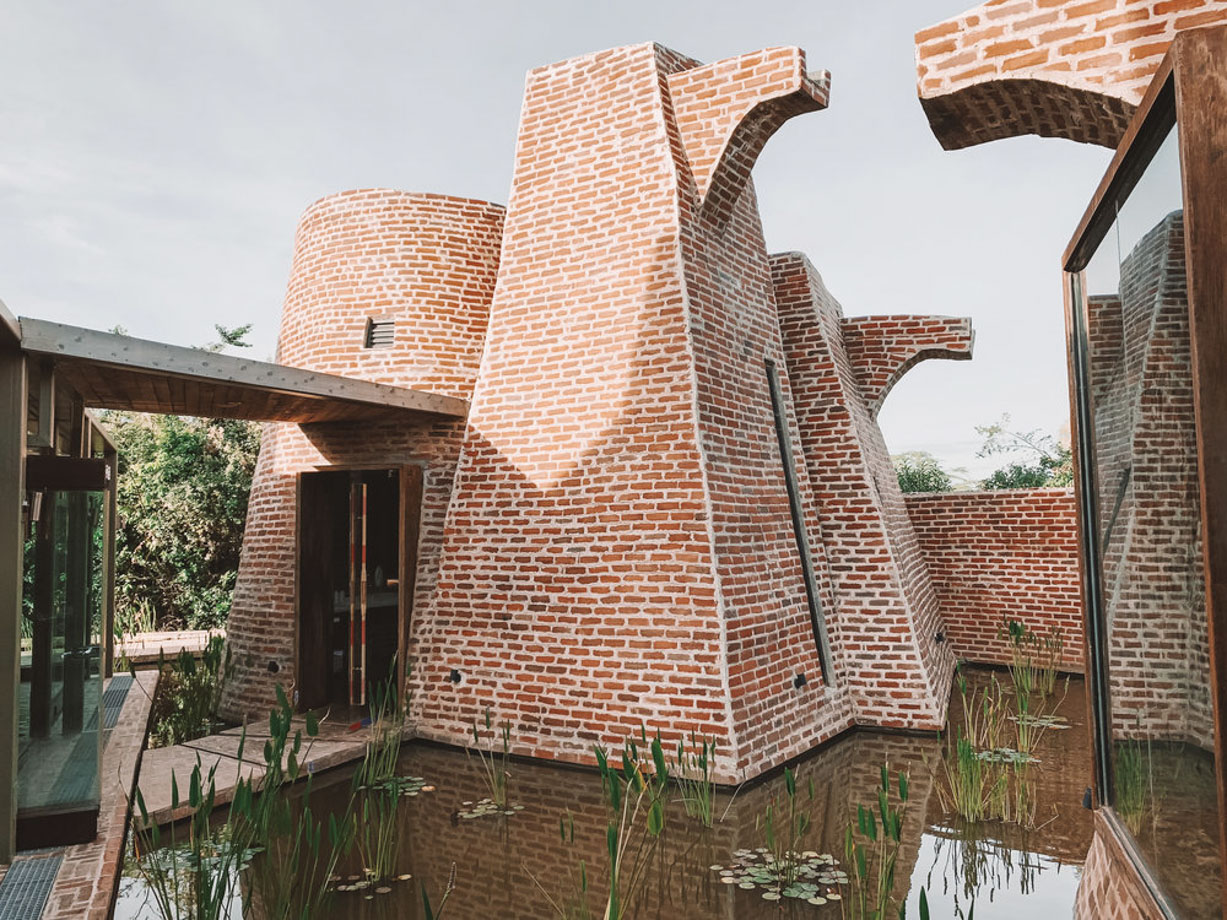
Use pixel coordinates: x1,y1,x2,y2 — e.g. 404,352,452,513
118,670,1092,919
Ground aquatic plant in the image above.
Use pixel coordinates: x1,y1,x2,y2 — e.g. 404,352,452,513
247,785,355,920
354,664,409,790
354,785,401,884
1115,737,1150,834
674,733,717,826
148,635,232,749
954,665,1007,752
939,731,998,823
1001,618,1037,698
422,863,457,920
531,811,594,920
131,685,332,920
594,730,671,920
469,706,513,809
843,763,911,920
756,765,816,893
710,848,844,904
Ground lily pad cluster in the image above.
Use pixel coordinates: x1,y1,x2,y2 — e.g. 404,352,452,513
331,870,414,897
710,848,846,905
361,774,436,798
458,798,526,819
974,747,1038,765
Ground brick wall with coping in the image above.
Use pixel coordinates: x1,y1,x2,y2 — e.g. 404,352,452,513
905,487,1085,673
915,0,1227,149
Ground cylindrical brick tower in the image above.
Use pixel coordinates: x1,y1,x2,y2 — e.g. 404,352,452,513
219,190,504,721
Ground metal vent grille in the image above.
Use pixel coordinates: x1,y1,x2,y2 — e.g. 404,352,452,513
364,317,395,349
0,853,62,920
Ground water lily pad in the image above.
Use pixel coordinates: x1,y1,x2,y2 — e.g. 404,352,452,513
762,891,781,901
807,896,827,905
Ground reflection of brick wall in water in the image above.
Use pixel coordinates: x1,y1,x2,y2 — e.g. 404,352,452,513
904,489,1084,673
312,732,944,920
1086,212,1213,749
1074,812,1163,920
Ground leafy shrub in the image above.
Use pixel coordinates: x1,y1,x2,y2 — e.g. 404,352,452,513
894,452,953,493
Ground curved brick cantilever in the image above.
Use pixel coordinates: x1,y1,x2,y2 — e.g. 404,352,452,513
841,315,974,416
668,46,830,219
915,0,1227,150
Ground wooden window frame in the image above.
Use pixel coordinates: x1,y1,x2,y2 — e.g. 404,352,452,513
1063,25,1227,917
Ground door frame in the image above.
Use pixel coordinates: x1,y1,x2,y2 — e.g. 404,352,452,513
294,462,424,711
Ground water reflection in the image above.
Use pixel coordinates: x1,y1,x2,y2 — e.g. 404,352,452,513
117,669,1092,919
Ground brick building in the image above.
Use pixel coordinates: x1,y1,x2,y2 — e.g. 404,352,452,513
219,42,993,785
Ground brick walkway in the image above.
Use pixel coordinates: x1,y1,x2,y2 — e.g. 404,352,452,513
136,711,391,828
39,669,157,920
115,630,220,668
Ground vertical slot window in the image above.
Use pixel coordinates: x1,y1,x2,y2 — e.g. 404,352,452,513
766,359,834,683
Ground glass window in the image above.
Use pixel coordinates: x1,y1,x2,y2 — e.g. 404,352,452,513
19,486,105,831
1072,121,1223,917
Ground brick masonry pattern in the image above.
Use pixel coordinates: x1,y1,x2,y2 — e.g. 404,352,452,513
914,0,1227,149
905,488,1085,673
220,40,1083,786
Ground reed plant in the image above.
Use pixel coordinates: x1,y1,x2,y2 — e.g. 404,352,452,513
356,669,407,790
469,706,513,807
131,685,337,920
531,810,594,920
938,731,998,824
674,733,717,827
842,763,911,920
148,635,232,748
354,785,401,883
595,730,671,920
954,665,1008,752
1115,737,1149,834
757,765,814,891
422,863,457,920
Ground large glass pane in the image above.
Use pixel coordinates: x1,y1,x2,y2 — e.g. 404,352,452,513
18,487,104,824
1078,124,1222,917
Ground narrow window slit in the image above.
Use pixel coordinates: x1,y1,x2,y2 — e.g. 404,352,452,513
766,358,835,684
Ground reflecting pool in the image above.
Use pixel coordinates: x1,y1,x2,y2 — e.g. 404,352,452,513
117,668,1092,919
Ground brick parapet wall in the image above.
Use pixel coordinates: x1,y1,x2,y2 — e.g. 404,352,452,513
914,0,1227,149
904,488,1085,673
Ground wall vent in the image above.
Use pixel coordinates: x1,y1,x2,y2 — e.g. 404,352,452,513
364,317,395,349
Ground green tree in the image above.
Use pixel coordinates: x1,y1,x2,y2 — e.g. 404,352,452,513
894,452,953,494
976,415,1073,490
106,324,261,633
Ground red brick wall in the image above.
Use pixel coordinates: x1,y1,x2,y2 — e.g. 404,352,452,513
220,192,503,720
773,254,962,729
841,315,974,415
225,42,980,783
904,488,1085,673
915,0,1227,149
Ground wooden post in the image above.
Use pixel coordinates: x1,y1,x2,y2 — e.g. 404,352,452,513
1174,25,1227,916
0,343,26,862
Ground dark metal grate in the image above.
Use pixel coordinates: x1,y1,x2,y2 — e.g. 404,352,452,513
364,317,395,349
101,674,133,730
0,854,63,920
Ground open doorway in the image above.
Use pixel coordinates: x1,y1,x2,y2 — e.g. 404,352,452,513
297,467,421,711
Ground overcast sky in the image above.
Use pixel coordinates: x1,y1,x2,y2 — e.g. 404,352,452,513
0,2,1112,477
